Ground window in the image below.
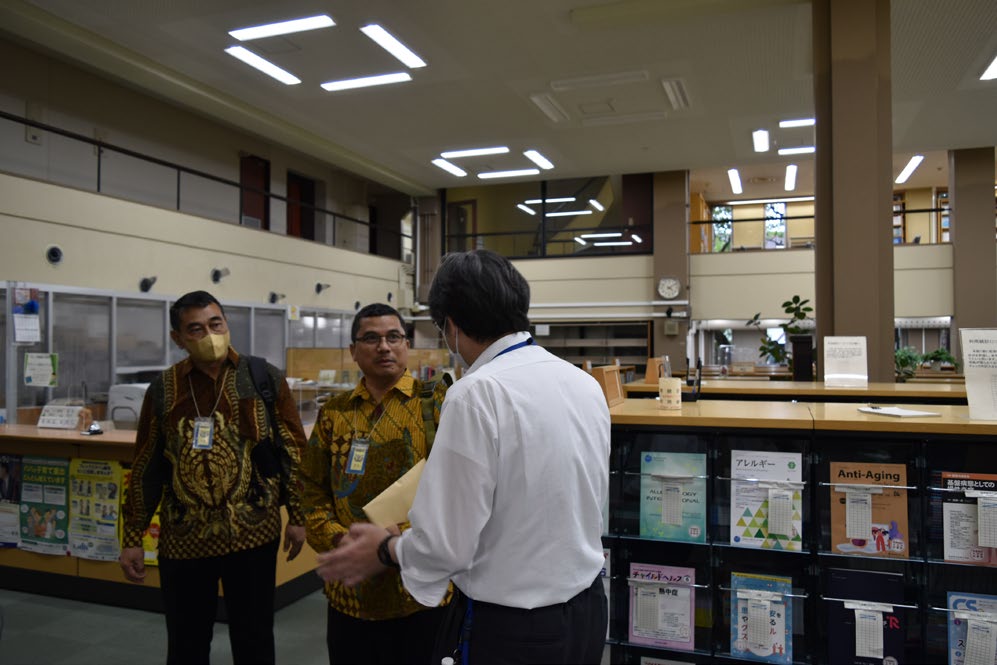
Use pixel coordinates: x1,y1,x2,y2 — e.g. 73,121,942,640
764,202,786,249
712,205,733,252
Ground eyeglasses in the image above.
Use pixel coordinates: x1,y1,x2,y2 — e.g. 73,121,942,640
355,332,407,347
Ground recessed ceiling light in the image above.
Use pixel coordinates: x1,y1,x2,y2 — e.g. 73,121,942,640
580,232,622,239
725,196,815,205
360,24,426,68
431,158,467,177
777,146,815,155
224,47,301,85
525,197,575,204
574,237,588,246
589,199,604,211
546,210,593,217
321,72,411,91
529,93,570,123
229,15,335,41
524,150,555,170
784,164,798,191
779,118,815,128
980,55,997,80
727,168,743,195
478,169,540,179
441,146,509,159
631,234,643,243
752,130,769,153
550,70,649,91
516,204,536,215
895,155,924,184
660,78,690,110
593,241,633,247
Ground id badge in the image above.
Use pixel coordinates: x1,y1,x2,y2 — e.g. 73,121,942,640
346,438,369,475
192,416,214,450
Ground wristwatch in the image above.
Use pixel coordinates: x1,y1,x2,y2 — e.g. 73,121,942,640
377,534,399,569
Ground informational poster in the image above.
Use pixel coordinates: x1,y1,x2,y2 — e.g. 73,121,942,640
960,329,997,421
830,462,909,559
18,456,70,555
823,336,869,388
13,313,41,343
640,452,706,543
730,450,803,551
122,468,161,565
23,353,58,387
730,571,792,663
69,459,123,561
942,472,997,566
629,563,696,651
0,454,22,547
826,568,905,665
947,591,997,665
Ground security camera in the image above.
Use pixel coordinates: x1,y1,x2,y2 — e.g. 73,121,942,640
46,245,63,265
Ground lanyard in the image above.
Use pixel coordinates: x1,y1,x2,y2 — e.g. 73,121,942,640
493,337,534,360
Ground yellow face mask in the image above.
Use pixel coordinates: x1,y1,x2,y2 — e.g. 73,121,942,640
186,332,230,363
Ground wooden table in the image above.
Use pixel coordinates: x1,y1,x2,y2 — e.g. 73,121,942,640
622,379,967,404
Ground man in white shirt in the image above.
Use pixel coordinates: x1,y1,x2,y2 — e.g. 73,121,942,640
316,249,610,664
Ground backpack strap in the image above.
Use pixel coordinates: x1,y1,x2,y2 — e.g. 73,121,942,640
419,371,453,455
248,355,281,450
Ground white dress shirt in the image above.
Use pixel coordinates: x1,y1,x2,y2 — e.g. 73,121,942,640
396,331,610,609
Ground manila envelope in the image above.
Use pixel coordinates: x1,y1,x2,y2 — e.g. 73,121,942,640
363,458,425,527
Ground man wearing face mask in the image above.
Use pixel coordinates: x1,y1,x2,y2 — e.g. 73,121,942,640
119,290,307,665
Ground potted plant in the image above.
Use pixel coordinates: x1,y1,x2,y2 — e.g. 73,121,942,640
922,347,957,370
746,295,814,379
894,346,922,382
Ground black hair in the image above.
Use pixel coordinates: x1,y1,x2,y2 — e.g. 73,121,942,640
170,291,225,331
351,303,406,342
428,249,530,343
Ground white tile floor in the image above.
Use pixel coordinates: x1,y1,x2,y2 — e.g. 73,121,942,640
0,587,330,665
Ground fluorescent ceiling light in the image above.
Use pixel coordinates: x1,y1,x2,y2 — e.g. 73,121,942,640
980,55,997,80
431,158,467,177
550,70,648,91
784,164,798,191
224,47,301,85
725,196,815,205
779,118,815,128
631,234,643,243
727,168,743,195
580,110,667,127
895,154,924,184
594,241,633,246
574,237,588,246
580,232,622,239
229,15,335,41
360,24,426,68
478,169,540,179
778,146,816,155
752,130,770,153
589,199,605,211
529,93,570,123
524,150,555,170
321,72,411,91
546,210,593,217
516,203,536,215
525,197,575,204
660,78,690,110
441,146,509,159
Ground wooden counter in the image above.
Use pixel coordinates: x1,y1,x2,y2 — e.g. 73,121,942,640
0,424,320,612
623,379,967,404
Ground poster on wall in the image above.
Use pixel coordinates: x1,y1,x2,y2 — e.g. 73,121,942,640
18,456,70,555
122,468,161,565
0,454,23,547
69,459,123,561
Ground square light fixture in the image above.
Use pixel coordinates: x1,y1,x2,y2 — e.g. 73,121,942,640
752,129,769,153
360,24,426,68
229,15,335,41
321,72,411,91
225,47,301,85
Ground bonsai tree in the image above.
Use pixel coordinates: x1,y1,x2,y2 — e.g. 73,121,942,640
894,346,922,381
746,296,814,369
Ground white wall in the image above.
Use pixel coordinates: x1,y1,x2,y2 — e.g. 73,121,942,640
516,255,654,320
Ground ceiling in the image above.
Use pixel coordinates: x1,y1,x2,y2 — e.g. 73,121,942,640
2,0,996,200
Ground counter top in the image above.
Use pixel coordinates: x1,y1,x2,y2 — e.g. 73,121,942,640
623,379,967,401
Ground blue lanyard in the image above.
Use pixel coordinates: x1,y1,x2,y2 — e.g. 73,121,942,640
493,337,534,359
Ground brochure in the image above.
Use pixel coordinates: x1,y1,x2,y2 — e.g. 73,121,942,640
947,591,997,665
629,563,695,651
826,568,905,664
730,571,792,663
730,450,803,551
69,459,123,561
18,456,70,556
640,452,707,543
830,461,909,559
941,472,997,566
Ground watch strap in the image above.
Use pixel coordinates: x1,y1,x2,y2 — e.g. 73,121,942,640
377,534,399,569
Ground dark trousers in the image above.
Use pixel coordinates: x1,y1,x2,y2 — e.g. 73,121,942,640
326,604,448,665
432,576,607,665
158,539,280,665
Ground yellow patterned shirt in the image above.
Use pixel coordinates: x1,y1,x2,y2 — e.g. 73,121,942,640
121,350,306,559
301,373,450,620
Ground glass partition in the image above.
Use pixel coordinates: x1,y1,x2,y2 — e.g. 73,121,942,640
52,293,111,401
117,298,167,369
254,308,286,369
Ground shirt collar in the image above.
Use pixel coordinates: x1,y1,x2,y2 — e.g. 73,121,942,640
176,347,239,379
349,371,416,403
465,331,533,376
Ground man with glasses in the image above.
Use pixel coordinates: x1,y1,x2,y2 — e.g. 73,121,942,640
300,303,450,665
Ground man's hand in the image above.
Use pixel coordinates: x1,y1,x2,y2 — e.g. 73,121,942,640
119,546,146,583
283,524,306,561
316,523,392,587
